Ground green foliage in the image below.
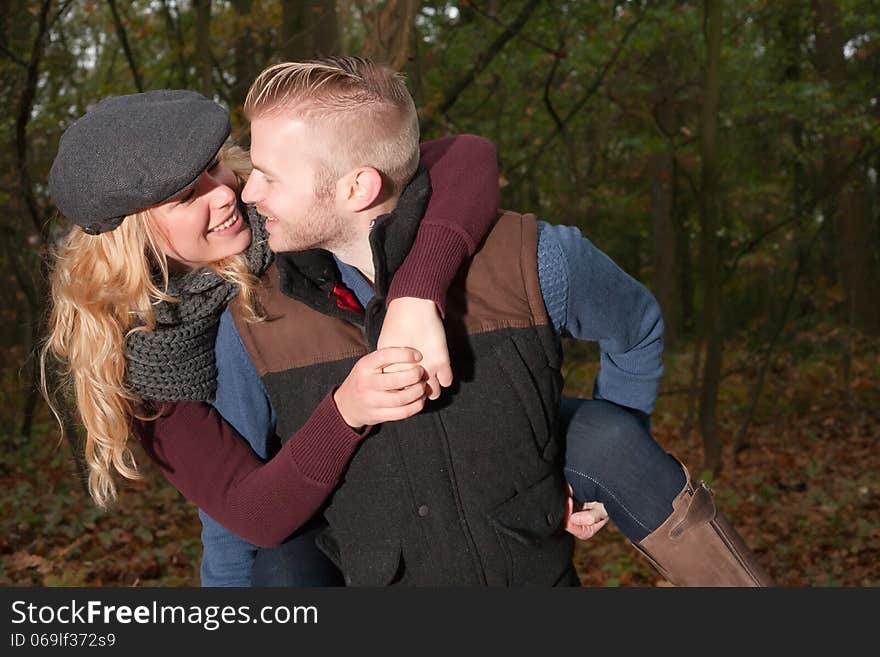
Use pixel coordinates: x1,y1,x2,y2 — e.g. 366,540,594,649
3,0,877,306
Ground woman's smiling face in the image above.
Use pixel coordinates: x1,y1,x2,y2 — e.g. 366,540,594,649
149,158,252,268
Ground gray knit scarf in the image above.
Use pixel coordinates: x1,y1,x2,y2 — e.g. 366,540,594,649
124,208,272,402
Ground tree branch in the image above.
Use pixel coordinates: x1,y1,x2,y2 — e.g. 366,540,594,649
106,0,144,92
160,0,189,87
0,42,27,67
465,0,560,55
15,0,52,239
724,145,880,280
542,49,564,136
508,1,648,182
49,0,76,29
0,0,71,66
733,222,825,454
542,31,581,188
421,0,542,133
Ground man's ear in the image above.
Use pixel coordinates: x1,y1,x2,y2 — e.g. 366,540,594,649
342,167,383,212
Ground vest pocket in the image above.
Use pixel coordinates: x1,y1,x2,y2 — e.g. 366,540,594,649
489,471,574,586
320,473,406,586
316,528,403,586
492,337,554,459
490,470,566,543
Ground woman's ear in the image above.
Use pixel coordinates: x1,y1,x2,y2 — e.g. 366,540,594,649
342,166,383,212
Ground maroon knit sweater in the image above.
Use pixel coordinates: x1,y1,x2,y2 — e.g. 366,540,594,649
133,134,500,547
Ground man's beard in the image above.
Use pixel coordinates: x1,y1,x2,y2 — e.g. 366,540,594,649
269,196,351,254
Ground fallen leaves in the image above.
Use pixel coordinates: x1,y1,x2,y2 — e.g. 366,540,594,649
2,331,878,587
573,332,879,587
8,551,53,575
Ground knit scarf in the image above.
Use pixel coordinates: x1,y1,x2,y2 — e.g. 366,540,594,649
124,208,273,402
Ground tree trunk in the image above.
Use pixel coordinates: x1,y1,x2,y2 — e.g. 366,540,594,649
160,0,189,87
682,338,702,442
8,0,87,494
647,49,681,347
281,0,338,61
13,0,51,442
650,85,681,347
813,0,880,333
230,0,257,123
312,0,339,56
650,150,679,348
193,0,213,96
675,192,695,336
732,1,812,454
281,0,308,60
361,0,418,70
697,0,724,476
836,167,879,333
0,0,8,50
107,0,144,92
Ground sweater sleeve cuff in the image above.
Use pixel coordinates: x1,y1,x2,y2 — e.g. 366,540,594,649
387,223,469,317
286,389,367,484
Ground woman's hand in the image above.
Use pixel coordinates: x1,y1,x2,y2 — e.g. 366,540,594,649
333,347,428,430
563,484,609,541
378,297,453,400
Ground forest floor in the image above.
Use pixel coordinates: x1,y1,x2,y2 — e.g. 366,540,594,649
1,327,878,587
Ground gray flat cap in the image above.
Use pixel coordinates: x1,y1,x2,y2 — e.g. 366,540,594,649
48,89,231,234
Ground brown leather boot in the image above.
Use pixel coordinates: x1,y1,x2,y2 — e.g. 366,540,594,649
633,461,774,586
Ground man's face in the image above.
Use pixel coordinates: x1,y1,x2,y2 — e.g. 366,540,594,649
242,113,349,254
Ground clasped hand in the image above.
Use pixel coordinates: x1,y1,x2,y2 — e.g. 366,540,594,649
334,297,452,429
377,297,453,400
333,347,428,429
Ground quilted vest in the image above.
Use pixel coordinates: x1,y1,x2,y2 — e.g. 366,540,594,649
233,207,576,586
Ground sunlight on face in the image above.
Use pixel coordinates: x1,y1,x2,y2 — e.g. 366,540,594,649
149,160,252,269
242,114,350,254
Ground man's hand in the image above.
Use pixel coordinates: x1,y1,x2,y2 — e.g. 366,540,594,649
378,297,453,400
563,484,609,541
334,347,428,429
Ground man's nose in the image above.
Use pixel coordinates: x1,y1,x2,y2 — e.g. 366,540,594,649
241,176,259,204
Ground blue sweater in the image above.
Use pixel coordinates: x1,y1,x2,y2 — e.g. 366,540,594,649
200,221,664,586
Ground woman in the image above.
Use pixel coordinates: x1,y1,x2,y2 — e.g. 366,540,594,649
41,89,502,546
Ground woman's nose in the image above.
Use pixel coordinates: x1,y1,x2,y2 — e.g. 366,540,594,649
202,174,236,208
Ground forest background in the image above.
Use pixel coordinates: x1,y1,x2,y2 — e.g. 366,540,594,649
0,0,877,587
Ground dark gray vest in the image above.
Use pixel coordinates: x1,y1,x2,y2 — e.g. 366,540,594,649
234,210,575,586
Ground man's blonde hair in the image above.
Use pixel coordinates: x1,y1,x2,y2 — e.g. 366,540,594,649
244,56,420,196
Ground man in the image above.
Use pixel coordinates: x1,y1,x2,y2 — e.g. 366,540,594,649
202,57,772,586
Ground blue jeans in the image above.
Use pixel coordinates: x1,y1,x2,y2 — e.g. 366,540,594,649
251,517,343,586
560,398,685,542
199,511,343,587
253,397,685,583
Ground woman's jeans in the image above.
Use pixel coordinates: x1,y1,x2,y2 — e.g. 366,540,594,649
252,396,686,585
252,517,345,586
559,398,685,542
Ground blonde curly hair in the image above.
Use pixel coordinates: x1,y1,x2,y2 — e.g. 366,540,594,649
41,142,262,508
